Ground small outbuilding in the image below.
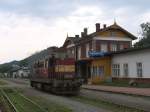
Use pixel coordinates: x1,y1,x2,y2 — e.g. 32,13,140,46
11,67,30,78
112,46,150,84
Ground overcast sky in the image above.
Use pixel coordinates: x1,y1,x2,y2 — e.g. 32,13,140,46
0,0,150,64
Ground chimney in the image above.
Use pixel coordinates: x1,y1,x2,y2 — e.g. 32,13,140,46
81,32,84,38
96,23,100,32
103,24,107,29
84,28,88,36
75,35,79,38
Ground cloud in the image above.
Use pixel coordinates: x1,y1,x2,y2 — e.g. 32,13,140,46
0,0,78,18
0,0,150,63
72,6,102,17
0,12,66,63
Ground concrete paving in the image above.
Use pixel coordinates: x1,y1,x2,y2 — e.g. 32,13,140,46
81,89,150,111
82,85,150,111
82,85,150,97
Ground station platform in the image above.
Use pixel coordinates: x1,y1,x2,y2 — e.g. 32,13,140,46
82,85,150,97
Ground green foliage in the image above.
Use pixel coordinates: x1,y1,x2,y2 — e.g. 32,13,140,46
0,64,12,73
0,60,19,73
0,59,28,73
3,89,43,112
0,90,12,112
134,22,150,47
30,96,72,112
0,80,7,85
3,88,72,112
19,59,28,67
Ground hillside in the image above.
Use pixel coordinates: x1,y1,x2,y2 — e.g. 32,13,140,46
0,46,58,73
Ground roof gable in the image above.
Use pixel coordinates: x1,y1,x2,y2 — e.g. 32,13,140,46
62,37,79,47
89,23,137,40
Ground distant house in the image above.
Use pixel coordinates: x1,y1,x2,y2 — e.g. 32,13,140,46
0,73,8,78
62,35,80,59
10,65,20,78
17,67,30,78
12,67,30,78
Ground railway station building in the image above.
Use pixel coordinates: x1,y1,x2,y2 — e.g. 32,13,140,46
63,22,137,84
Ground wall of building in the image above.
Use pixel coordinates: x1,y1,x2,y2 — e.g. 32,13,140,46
18,70,30,78
97,30,131,37
67,47,75,58
112,49,150,79
76,37,132,60
74,25,134,61
77,40,131,60
95,40,131,52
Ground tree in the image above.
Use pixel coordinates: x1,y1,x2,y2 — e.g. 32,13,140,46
19,59,28,67
134,22,150,47
0,64,12,73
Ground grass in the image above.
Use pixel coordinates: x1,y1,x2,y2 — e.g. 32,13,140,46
29,96,72,112
71,95,145,112
3,88,72,112
4,88,43,112
2,87,145,112
101,80,150,88
0,80,7,85
0,90,13,112
15,88,72,112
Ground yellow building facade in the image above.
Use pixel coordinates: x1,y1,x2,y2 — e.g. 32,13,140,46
88,56,111,84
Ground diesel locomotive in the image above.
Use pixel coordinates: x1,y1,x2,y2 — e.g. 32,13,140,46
30,48,82,95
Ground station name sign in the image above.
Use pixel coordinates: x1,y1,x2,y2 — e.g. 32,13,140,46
88,51,110,57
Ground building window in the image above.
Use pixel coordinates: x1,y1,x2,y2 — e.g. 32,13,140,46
95,67,98,76
101,43,108,52
120,44,124,50
123,64,128,77
68,50,71,55
91,66,104,78
124,43,129,49
78,47,81,59
91,66,93,77
137,62,142,78
86,43,89,57
44,60,48,68
112,64,120,77
92,66,96,77
92,40,96,51
99,66,104,77
111,44,117,51
71,49,74,54
110,31,116,36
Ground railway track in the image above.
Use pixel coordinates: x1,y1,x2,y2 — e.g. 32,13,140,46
0,88,47,112
17,92,47,112
0,89,18,112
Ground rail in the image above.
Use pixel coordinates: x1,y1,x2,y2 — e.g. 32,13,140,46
17,92,47,112
1,89,48,112
0,89,19,112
